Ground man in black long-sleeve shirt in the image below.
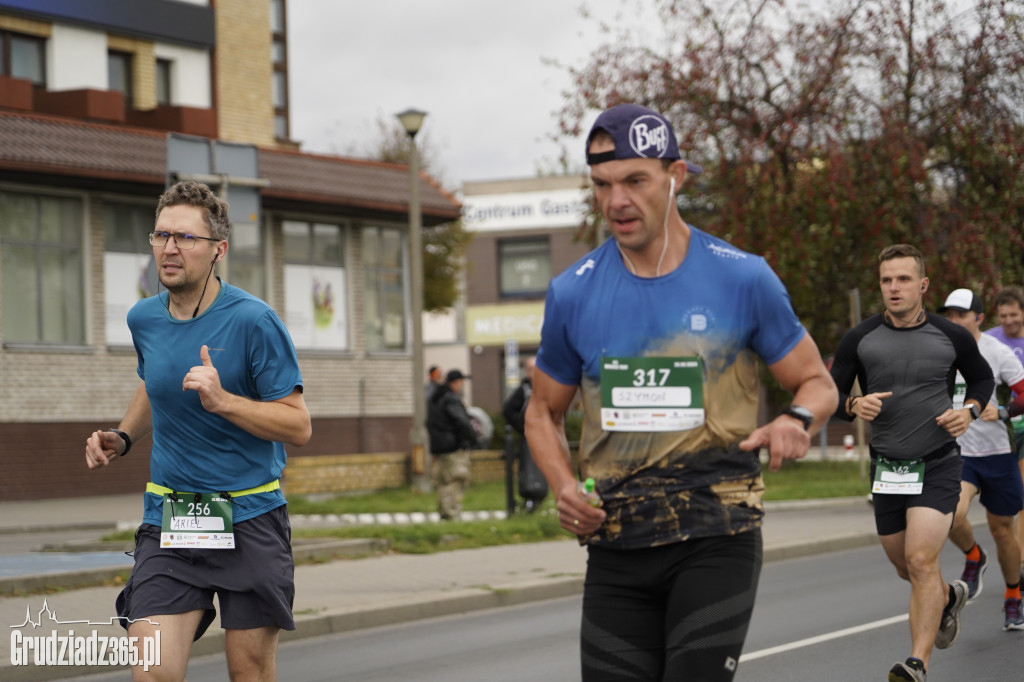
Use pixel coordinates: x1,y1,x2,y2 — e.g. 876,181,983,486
830,244,994,682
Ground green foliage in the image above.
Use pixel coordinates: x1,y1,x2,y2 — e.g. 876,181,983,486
556,0,1024,359
293,514,568,554
761,460,867,500
287,480,511,515
423,220,473,311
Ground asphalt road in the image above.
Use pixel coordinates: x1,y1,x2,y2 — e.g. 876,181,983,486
65,541,1022,681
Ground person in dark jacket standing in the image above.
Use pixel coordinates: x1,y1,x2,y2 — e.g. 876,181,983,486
427,369,477,519
503,356,548,510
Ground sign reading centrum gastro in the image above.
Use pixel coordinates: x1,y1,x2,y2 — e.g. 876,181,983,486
465,302,545,346
462,189,588,232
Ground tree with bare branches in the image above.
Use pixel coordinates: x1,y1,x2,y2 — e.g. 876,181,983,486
556,0,1024,353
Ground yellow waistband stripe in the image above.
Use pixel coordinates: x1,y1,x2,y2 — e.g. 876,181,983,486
146,479,280,498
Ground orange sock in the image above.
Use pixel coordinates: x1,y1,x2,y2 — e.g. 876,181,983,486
1007,584,1021,601
965,544,981,562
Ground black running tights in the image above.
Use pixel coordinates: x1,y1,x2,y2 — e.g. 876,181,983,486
580,530,762,681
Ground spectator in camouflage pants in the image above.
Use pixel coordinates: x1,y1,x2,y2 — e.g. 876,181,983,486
427,369,477,519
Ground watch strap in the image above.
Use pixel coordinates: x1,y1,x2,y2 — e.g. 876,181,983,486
781,405,813,431
107,428,132,456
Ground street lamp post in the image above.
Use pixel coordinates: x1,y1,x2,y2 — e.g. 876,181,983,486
397,108,430,492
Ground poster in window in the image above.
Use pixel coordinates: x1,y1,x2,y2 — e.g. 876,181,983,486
284,264,347,350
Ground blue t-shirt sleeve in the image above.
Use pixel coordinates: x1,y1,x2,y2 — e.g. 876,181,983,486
250,309,304,401
536,283,583,387
748,260,806,365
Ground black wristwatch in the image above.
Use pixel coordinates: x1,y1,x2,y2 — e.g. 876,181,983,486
781,405,814,431
108,428,132,456
967,403,981,421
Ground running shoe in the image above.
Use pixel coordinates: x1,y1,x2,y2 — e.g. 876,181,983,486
1004,597,1024,631
934,580,968,649
888,657,927,682
961,545,988,599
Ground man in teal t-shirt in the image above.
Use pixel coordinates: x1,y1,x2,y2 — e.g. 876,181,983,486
85,181,311,681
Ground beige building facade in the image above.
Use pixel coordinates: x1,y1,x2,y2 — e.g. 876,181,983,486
0,0,460,500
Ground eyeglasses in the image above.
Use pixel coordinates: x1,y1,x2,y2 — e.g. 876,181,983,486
149,231,221,250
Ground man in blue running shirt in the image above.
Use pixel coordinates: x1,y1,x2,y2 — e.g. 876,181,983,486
85,181,311,681
525,103,838,681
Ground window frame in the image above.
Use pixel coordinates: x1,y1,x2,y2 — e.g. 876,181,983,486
107,49,134,107
270,0,290,140
497,236,552,299
155,58,172,106
0,188,86,348
362,224,408,354
1,30,46,87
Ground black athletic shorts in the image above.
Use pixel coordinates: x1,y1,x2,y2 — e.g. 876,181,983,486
581,530,762,681
116,504,295,639
871,445,962,536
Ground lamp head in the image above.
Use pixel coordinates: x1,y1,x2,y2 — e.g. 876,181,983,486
396,108,428,139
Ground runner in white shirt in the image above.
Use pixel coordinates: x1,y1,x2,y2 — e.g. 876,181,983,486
941,288,1024,632
984,286,1024,577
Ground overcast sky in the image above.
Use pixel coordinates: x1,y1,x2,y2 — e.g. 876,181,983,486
287,1,633,189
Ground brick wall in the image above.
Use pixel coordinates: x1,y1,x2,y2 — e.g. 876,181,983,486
1,416,417,501
0,415,507,501
215,0,275,145
0,14,51,38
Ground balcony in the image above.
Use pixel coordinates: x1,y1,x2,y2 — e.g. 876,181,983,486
127,104,216,138
34,88,125,124
5,84,217,137
0,75,34,112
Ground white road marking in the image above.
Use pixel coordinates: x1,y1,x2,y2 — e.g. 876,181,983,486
740,614,908,662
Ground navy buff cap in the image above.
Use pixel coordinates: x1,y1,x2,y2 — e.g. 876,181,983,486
585,103,702,174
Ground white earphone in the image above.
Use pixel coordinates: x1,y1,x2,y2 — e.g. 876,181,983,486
670,176,676,197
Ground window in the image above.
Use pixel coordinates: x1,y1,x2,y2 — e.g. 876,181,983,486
272,70,286,109
283,220,347,350
270,0,290,139
499,238,551,297
227,222,265,300
362,226,406,352
1,191,84,345
108,50,133,105
1,31,45,86
270,0,285,33
103,203,155,346
155,58,172,105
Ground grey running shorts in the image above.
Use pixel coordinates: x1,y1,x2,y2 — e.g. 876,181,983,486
116,504,295,639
